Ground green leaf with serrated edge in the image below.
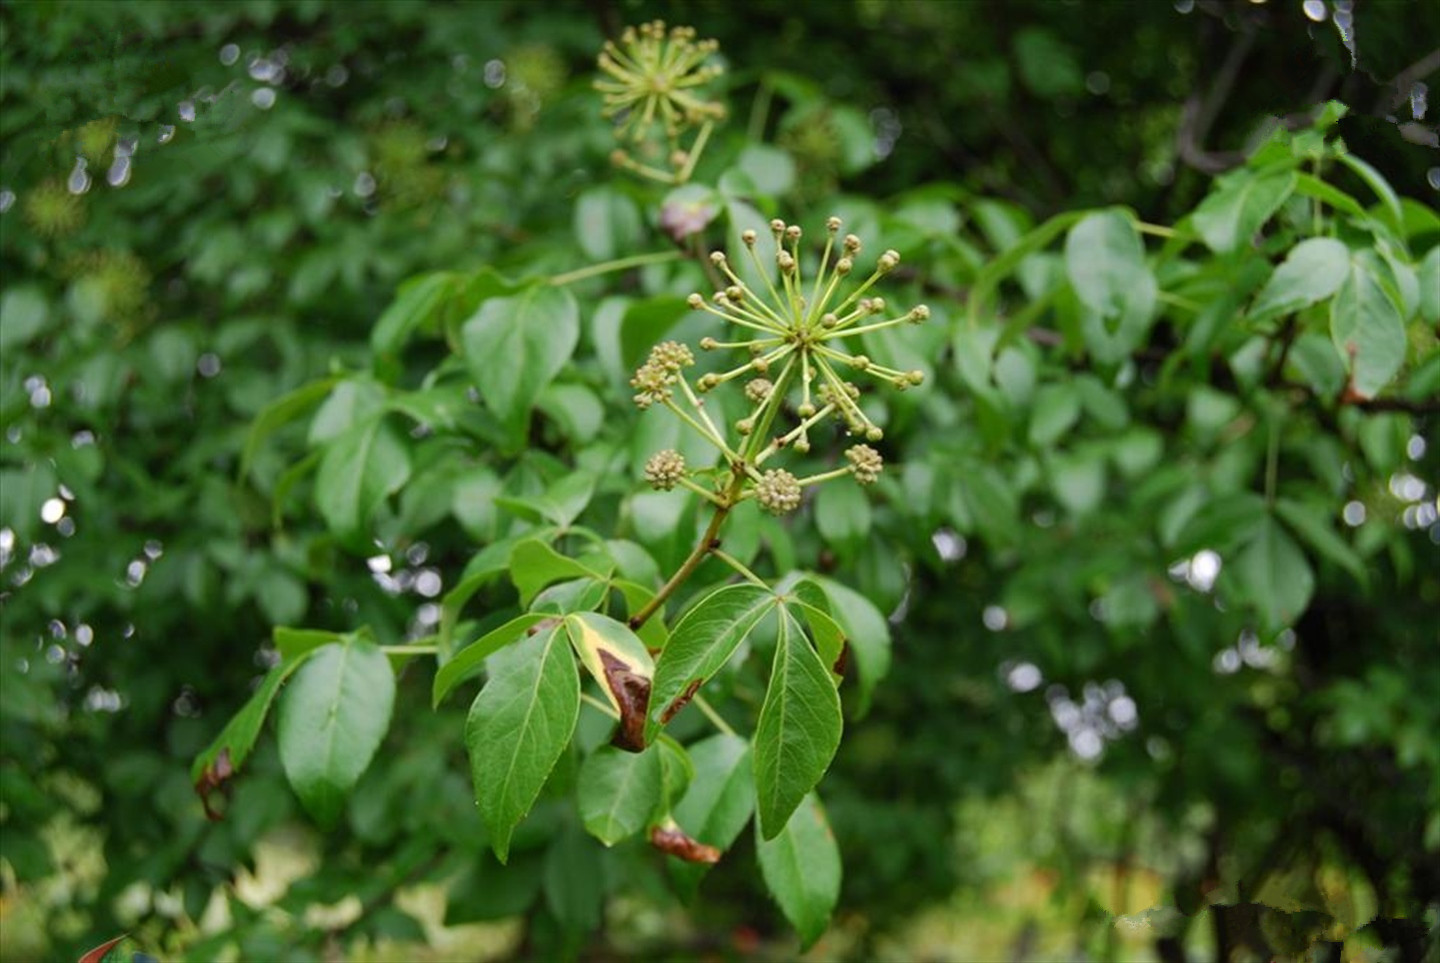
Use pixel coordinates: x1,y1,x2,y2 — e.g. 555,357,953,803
314,416,412,544
669,734,754,896
564,612,654,752
809,576,891,715
273,627,342,662
461,284,580,441
757,793,841,949
647,584,778,741
754,610,842,840
1192,167,1297,254
1235,516,1315,632
1420,247,1440,324
191,649,318,811
1331,257,1406,399
277,640,396,828
1250,237,1351,321
510,539,603,607
577,744,664,845
467,623,579,862
1275,500,1368,587
239,377,339,481
432,614,551,708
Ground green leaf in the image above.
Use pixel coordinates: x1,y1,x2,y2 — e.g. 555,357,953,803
543,821,605,934
1275,499,1367,586
1064,210,1158,362
1029,382,1082,447
648,585,778,740
277,639,396,827
756,793,842,949
565,612,654,752
273,627,342,662
1192,167,1297,254
736,143,797,195
1235,516,1315,632
313,416,411,544
190,650,317,812
1331,256,1406,398
619,296,694,372
1250,238,1351,321
574,185,642,262
239,377,339,481
669,733,755,894
370,272,452,356
577,744,664,845
754,611,843,839
461,284,580,441
509,539,602,607
1418,246,1440,325
309,379,387,445
814,481,870,556
807,576,890,714
467,623,580,862
1337,154,1403,230
783,579,847,681
0,286,50,352
432,614,552,708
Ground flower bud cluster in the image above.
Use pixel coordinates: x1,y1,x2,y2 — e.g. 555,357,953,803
644,449,687,491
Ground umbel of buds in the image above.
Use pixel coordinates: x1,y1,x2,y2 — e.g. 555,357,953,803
595,21,725,184
632,216,913,517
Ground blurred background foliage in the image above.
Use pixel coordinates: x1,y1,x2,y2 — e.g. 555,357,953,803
1,0,1437,960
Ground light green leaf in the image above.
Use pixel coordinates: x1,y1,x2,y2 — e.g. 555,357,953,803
565,612,654,751
754,611,842,840
509,539,602,607
1064,210,1158,362
1250,237,1351,321
757,793,841,949
273,627,342,662
577,744,664,845
669,733,754,895
808,576,890,714
277,640,396,827
1235,516,1315,632
574,186,643,262
1418,246,1440,325
814,481,870,556
543,821,604,934
736,143,797,195
648,584,778,740
314,417,412,543
1331,256,1406,398
1029,382,1082,447
370,272,452,355
1337,154,1403,229
461,285,580,440
309,379,386,446
432,614,552,708
467,623,580,862
0,286,50,351
1192,167,1297,254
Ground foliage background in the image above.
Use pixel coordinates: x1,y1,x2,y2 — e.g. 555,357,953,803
1,1,1437,960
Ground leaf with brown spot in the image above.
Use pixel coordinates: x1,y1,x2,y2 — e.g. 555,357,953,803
564,612,654,752
78,935,128,963
660,679,703,725
190,650,317,820
651,821,722,864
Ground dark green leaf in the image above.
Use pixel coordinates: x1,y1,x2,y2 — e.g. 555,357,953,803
432,614,552,708
461,285,580,440
1235,516,1315,632
314,417,412,543
577,744,664,845
756,793,841,949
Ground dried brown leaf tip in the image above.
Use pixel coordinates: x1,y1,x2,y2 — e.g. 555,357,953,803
193,747,234,821
650,820,722,864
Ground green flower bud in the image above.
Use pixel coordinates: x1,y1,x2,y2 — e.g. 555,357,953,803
644,449,687,490
755,469,802,515
845,444,883,485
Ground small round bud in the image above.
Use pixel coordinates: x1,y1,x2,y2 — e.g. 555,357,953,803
910,304,930,323
649,340,694,372
697,373,720,391
821,312,838,328
777,250,796,273
687,293,705,309
851,355,871,370
845,444,883,485
736,417,754,436
752,357,770,373
826,216,842,233
709,251,727,265
699,336,718,350
793,438,811,454
877,250,899,273
745,378,773,403
906,370,925,385
865,426,884,442
798,402,816,418
784,224,802,243
835,257,853,276
755,469,802,515
769,218,786,234
670,150,689,168
741,229,758,246
610,149,629,166
644,449,687,491
630,361,673,408
843,233,862,253
725,285,744,302
868,297,886,313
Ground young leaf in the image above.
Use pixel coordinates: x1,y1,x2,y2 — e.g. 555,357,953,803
647,584,778,741
753,611,842,840
756,793,842,950
314,416,412,544
1331,256,1407,399
432,614,553,708
564,612,654,751
277,639,396,828
577,744,664,845
191,649,317,819
467,623,580,862
1234,516,1315,632
461,284,580,441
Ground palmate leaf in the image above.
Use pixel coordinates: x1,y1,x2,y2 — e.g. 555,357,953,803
467,622,580,862
753,610,842,840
